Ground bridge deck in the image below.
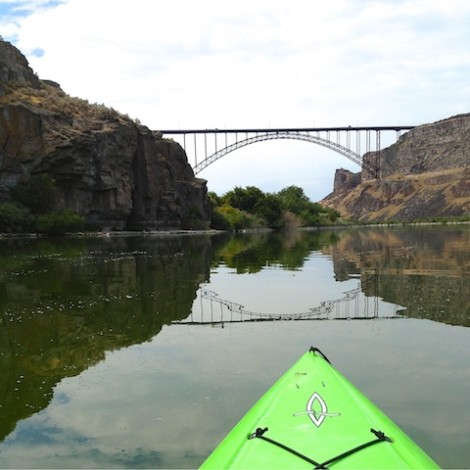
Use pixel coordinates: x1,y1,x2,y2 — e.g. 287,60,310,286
158,125,415,134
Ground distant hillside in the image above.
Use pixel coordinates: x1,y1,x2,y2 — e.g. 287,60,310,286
0,39,210,231
322,114,470,221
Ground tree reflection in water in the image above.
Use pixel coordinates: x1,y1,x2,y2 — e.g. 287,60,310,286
0,226,469,467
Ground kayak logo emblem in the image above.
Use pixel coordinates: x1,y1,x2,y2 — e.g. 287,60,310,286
294,392,341,427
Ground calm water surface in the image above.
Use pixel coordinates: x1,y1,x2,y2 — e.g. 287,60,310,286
0,227,469,468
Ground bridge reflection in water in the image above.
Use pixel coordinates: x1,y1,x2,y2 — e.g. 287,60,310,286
174,280,403,326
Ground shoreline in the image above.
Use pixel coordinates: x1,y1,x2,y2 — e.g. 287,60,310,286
1,220,469,240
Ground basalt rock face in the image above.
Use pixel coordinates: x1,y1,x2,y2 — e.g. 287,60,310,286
0,40,40,95
323,114,470,221
377,114,470,178
332,168,361,193
0,39,210,230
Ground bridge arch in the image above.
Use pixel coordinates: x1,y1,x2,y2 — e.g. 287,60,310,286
193,132,362,174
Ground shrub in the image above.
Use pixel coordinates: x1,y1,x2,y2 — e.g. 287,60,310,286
34,210,85,235
323,207,341,223
217,205,257,231
211,207,234,230
0,202,33,232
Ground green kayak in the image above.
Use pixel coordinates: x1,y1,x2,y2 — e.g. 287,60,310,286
201,347,439,469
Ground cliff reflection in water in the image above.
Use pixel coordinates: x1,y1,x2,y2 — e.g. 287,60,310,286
325,226,470,326
186,228,469,326
0,235,212,441
1,227,468,448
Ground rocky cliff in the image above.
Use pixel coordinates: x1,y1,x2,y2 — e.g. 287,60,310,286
322,114,470,221
0,39,210,230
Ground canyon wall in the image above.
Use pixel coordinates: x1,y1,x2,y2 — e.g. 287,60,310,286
323,114,470,221
0,39,210,231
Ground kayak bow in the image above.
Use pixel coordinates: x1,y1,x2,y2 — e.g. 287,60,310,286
201,347,439,469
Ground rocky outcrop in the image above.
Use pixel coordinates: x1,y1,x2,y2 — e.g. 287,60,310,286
0,39,40,95
323,168,470,221
332,168,361,193
378,114,470,177
323,114,470,221
0,39,210,230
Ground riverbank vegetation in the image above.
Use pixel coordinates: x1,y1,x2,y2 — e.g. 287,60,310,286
0,175,85,235
209,185,340,230
2,177,467,235
1,177,338,234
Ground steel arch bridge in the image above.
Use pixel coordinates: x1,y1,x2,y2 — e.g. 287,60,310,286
156,126,415,177
195,131,362,173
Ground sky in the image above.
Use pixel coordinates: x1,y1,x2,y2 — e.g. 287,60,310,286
1,0,469,201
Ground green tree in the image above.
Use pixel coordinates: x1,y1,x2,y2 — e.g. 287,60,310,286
223,186,265,213
208,191,223,208
277,185,310,212
253,194,283,228
209,184,340,230
277,185,340,226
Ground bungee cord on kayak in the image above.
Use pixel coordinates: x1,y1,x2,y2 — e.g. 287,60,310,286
249,426,393,469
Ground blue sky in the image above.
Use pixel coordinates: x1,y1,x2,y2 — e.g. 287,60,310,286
0,1,63,21
1,0,469,200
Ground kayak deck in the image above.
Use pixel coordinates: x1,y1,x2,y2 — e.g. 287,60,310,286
201,347,439,469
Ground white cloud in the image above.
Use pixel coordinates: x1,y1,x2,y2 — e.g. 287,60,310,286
1,0,469,200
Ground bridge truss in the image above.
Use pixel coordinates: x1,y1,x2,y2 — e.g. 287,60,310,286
157,126,415,177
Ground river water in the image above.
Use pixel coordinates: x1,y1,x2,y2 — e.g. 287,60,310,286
0,226,469,468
